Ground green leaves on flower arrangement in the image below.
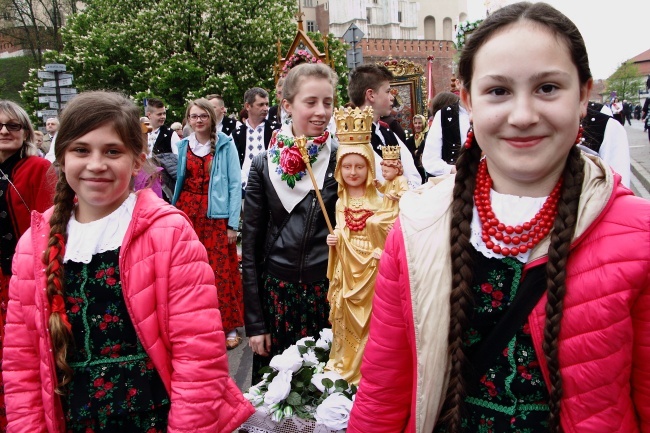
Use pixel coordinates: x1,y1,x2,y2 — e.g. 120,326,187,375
243,330,356,429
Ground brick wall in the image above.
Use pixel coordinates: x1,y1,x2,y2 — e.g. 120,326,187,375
0,33,23,56
360,38,458,100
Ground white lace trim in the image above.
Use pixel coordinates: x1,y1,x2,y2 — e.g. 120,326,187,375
239,409,343,433
63,194,136,264
470,190,548,263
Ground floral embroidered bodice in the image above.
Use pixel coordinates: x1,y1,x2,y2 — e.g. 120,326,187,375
435,249,550,432
64,248,169,423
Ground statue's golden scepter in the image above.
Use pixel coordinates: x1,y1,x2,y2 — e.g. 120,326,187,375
295,136,334,234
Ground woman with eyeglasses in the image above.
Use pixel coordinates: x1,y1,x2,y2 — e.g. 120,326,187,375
0,100,55,430
171,99,244,350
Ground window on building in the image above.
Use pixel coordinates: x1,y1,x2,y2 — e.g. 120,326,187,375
398,11,402,22
304,0,313,6
424,16,436,40
307,20,316,32
443,17,453,41
367,8,372,24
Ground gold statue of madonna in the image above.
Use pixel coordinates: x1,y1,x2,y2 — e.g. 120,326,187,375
325,107,383,384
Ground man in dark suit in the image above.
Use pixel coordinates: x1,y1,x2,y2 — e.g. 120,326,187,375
43,117,59,162
207,94,237,136
145,98,180,202
232,87,281,194
145,97,180,156
622,100,633,125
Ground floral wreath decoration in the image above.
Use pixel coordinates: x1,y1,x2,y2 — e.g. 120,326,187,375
281,49,323,77
268,131,329,189
455,19,483,51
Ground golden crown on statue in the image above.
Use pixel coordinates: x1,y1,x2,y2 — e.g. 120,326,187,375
381,145,401,160
334,106,374,145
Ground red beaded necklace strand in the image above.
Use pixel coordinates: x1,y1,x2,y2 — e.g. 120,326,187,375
474,159,562,257
344,207,375,231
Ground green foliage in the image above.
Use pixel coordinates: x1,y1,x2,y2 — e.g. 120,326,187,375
20,0,298,122
606,61,644,101
306,31,350,106
0,56,36,103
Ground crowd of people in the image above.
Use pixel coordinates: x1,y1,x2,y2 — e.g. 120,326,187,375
0,2,648,432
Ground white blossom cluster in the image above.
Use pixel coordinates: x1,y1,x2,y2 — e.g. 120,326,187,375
21,0,298,122
243,329,356,431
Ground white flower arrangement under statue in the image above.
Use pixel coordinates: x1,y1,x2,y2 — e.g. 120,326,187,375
240,329,357,433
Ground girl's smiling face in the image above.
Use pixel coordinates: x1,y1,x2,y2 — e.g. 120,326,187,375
188,106,212,138
283,77,334,138
462,21,591,196
63,123,144,223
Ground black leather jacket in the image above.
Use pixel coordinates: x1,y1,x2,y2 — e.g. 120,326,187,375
242,143,338,337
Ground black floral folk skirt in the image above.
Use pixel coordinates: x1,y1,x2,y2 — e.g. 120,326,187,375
251,274,330,384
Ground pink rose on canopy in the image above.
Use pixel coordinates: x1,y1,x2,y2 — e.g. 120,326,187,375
280,146,306,175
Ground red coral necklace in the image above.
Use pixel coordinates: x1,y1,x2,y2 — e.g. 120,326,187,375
344,197,374,232
474,159,562,257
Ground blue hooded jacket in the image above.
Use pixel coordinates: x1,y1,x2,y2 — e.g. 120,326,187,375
172,132,241,229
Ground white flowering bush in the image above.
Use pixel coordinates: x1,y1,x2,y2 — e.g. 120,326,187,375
243,329,357,430
455,19,483,51
20,2,351,124
20,0,298,122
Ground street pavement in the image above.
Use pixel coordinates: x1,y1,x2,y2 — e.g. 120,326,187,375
626,118,650,199
227,328,253,392
227,121,650,394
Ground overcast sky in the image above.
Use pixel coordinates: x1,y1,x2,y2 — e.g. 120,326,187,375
465,0,650,80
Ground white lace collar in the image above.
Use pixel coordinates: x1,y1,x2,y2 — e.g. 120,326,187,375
63,193,136,263
470,189,548,263
188,133,212,157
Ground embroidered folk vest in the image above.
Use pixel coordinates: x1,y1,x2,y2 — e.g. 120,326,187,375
582,107,609,154
440,103,462,165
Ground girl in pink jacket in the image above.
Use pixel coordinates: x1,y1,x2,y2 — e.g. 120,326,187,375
4,91,254,432
348,3,649,433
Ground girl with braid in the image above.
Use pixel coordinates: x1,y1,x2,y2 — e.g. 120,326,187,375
171,98,243,350
3,91,253,432
348,3,650,433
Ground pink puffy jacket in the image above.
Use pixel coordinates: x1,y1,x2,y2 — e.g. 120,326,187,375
348,164,650,433
4,189,254,433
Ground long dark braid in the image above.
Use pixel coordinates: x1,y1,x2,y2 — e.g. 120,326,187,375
543,145,584,432
42,172,76,394
210,128,217,156
438,141,483,432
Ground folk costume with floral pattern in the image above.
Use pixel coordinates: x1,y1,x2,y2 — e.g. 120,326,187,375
267,123,332,212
